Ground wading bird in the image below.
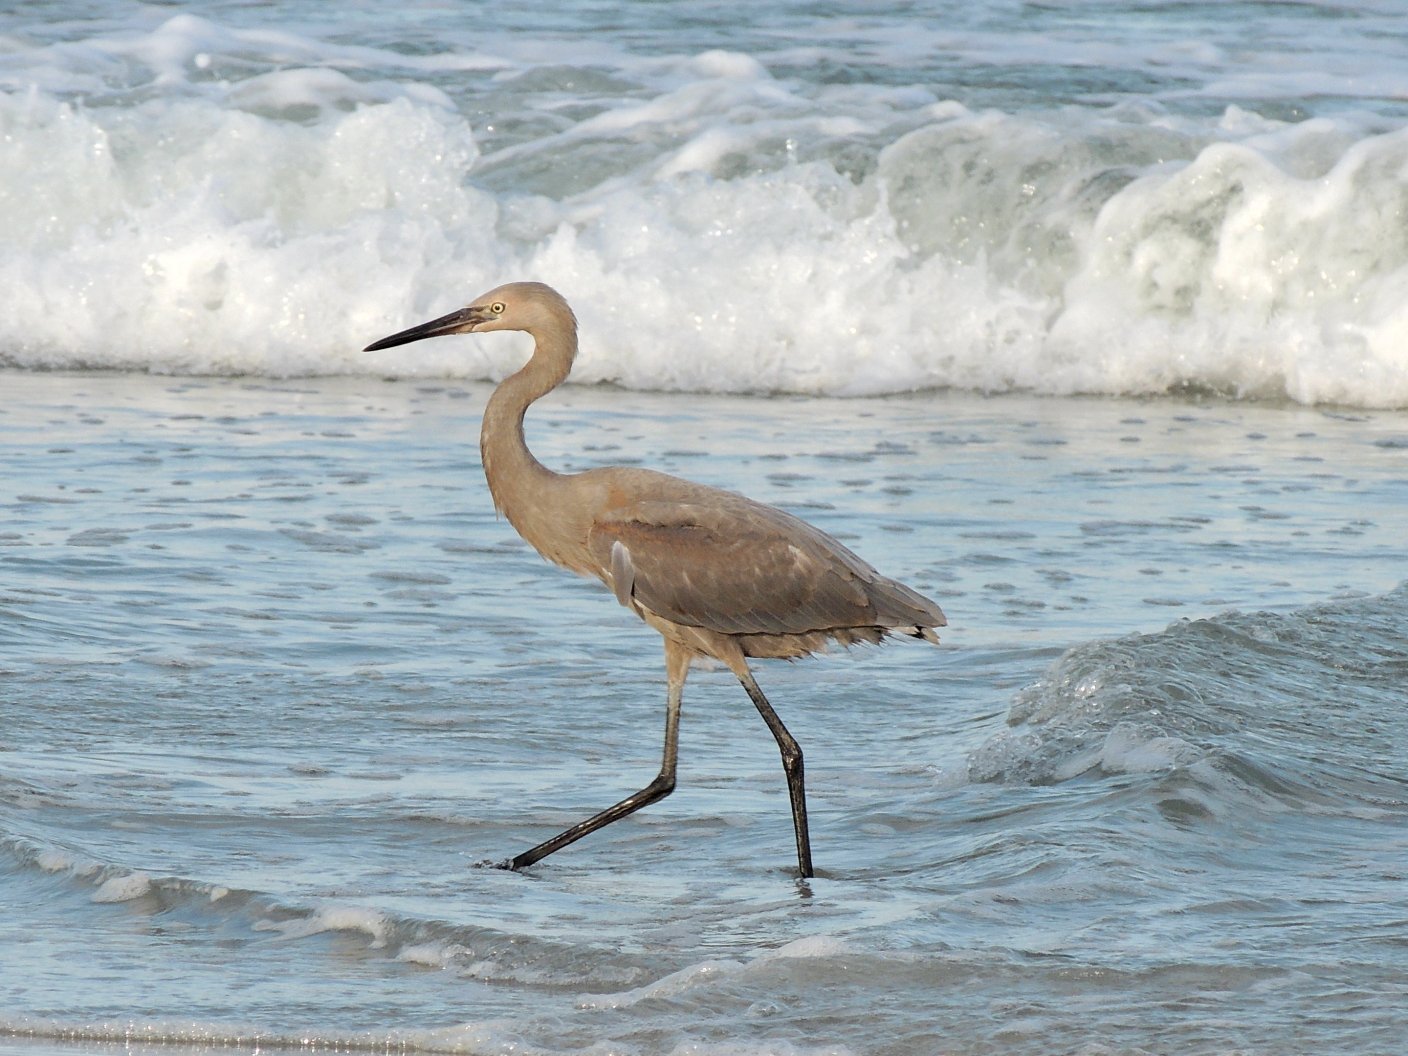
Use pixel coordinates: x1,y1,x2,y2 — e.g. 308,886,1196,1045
365,282,945,878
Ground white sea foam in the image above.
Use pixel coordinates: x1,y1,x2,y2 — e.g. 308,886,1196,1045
2,12,1406,405
398,941,467,969
576,937,851,1012
755,935,852,961
91,870,152,903
575,958,745,1011
256,903,392,946
33,848,81,874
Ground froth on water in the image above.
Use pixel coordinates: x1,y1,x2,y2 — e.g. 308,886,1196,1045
2,6,1408,405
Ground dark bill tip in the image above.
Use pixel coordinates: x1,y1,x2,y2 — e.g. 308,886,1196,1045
363,306,476,352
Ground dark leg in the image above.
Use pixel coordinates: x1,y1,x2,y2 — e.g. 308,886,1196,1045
505,642,689,870
737,668,814,879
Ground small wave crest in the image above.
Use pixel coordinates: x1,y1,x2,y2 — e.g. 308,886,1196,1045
0,831,643,993
0,937,863,1056
968,585,1408,815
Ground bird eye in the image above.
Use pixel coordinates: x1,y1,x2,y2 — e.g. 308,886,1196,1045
490,301,506,314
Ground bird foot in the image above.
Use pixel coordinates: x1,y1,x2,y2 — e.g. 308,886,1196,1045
470,857,520,871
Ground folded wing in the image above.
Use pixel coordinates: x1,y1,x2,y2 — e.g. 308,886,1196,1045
587,494,944,639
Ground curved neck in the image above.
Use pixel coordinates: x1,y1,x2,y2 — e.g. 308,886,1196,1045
479,326,575,526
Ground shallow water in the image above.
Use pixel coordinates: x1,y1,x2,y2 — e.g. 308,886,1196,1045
5,1,1408,1051
2,372,1406,1055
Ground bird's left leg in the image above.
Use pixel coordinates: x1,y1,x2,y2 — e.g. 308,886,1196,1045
504,640,691,870
735,666,814,879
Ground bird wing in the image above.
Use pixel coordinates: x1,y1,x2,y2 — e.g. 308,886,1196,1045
587,497,940,636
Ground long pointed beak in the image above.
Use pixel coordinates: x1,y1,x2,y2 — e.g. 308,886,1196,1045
364,306,484,352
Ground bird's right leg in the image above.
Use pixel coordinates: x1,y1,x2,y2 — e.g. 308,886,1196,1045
735,666,815,880
503,640,690,871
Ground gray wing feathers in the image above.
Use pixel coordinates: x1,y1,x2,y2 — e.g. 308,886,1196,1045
590,497,945,637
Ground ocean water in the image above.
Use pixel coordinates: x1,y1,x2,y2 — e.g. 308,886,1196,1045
2,3,1407,1056
4,0,1408,403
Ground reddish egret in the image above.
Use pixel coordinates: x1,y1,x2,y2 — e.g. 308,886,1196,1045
365,282,945,877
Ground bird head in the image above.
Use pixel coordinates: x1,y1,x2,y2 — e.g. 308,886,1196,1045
363,281,575,352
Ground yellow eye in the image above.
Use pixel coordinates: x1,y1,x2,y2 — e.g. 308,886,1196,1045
490,301,506,314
